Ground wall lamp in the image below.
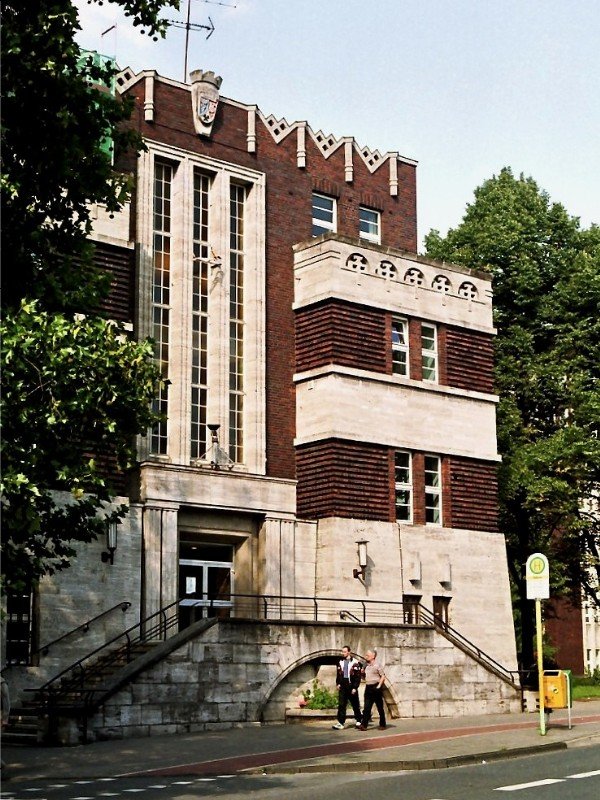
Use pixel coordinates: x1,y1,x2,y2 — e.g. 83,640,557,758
101,520,119,565
353,539,369,580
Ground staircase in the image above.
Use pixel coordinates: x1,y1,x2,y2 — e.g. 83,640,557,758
2,704,40,745
2,600,183,746
1,640,161,746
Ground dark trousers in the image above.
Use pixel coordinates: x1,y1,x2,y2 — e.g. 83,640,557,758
337,680,362,724
362,684,386,727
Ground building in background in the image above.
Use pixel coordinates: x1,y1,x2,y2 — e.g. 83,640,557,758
3,65,520,739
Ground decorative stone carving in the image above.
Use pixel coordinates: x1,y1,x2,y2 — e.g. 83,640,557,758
432,275,451,294
346,253,369,272
263,113,292,142
375,260,397,279
312,129,342,157
404,267,424,286
458,281,478,300
144,74,155,122
190,69,222,137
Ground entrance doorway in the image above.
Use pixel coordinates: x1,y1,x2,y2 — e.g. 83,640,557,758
178,542,233,629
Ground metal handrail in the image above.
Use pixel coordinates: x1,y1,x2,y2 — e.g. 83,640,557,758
35,599,180,694
339,609,362,622
34,602,131,660
417,605,519,686
31,591,519,710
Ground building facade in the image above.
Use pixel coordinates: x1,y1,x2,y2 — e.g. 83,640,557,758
4,66,519,731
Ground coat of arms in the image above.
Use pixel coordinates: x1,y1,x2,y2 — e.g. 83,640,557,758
190,69,222,137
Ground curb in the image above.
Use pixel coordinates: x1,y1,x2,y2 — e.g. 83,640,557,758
246,742,568,775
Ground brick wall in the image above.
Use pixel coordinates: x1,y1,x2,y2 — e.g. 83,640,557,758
445,326,495,394
299,443,499,531
296,439,392,520
447,456,499,532
295,300,387,373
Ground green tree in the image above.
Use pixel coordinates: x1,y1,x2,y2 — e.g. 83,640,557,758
425,168,600,667
1,1,178,592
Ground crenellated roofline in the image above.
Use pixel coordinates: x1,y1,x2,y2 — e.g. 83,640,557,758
116,67,417,196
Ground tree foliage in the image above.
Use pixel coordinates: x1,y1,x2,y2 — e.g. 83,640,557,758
425,168,600,665
1,304,160,591
1,1,178,592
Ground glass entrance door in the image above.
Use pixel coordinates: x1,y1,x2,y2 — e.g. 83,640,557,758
178,542,233,629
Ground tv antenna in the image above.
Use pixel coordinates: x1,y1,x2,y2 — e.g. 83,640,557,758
166,0,237,82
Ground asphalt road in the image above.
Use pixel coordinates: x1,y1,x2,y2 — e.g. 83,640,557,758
1,746,599,800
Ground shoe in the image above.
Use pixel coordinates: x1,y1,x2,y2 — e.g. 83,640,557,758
358,725,367,731
378,724,387,730
355,721,362,728
331,722,345,730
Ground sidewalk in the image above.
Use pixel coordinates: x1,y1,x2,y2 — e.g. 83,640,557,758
2,700,600,784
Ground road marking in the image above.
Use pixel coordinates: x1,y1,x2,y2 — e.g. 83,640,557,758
195,778,216,782
123,790,147,793
567,769,600,779
71,796,94,799
171,781,194,785
495,778,565,791
147,786,167,789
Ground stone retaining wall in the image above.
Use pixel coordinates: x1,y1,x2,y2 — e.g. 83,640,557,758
86,619,521,741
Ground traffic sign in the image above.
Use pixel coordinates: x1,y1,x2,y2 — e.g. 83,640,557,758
526,553,549,599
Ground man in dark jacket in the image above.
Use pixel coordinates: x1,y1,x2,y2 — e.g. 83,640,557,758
332,645,363,729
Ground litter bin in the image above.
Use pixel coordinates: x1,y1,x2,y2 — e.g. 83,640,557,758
542,669,572,709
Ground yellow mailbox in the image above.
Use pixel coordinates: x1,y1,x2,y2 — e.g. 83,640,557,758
542,670,572,709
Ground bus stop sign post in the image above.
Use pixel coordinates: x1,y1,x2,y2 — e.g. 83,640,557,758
525,553,550,736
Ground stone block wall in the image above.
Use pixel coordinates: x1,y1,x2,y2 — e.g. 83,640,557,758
6,501,142,702
88,618,520,741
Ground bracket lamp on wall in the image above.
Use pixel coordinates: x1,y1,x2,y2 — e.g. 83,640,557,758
101,519,119,565
353,539,369,580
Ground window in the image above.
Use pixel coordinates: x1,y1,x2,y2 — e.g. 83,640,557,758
190,169,211,460
312,192,336,236
359,206,381,244
150,160,173,455
395,451,412,521
139,147,266,471
424,455,442,524
229,183,245,463
5,584,35,665
421,323,438,382
391,317,409,376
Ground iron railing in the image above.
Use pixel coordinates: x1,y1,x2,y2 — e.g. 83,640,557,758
34,599,181,700
35,602,131,661
30,591,520,714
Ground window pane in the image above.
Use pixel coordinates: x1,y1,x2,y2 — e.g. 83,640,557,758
395,450,412,522
359,206,380,243
421,323,437,383
392,318,409,377
312,193,336,237
424,455,441,524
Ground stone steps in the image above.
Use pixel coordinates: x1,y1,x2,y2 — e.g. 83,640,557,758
2,707,41,745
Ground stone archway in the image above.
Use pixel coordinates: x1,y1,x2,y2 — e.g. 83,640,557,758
257,648,401,723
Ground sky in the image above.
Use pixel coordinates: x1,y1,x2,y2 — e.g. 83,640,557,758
74,0,600,251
